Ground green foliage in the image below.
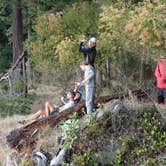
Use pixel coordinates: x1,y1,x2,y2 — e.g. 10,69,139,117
72,148,98,166
60,2,98,38
0,45,12,72
59,113,80,148
27,1,99,72
114,109,166,165
19,157,35,166
98,2,166,63
95,1,166,87
25,0,166,88
0,0,12,73
0,94,34,117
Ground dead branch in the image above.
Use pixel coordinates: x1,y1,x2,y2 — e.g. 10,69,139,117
0,51,25,82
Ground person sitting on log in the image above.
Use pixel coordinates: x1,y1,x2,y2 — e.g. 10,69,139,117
18,90,75,124
72,83,85,104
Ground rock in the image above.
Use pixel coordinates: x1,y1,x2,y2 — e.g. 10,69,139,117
33,152,47,166
97,142,120,166
4,155,15,166
95,108,104,119
54,136,62,155
78,114,95,130
104,100,123,113
79,100,125,130
49,148,67,166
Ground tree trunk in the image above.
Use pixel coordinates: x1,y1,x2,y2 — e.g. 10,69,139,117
139,56,144,87
12,0,23,64
96,68,102,96
12,0,27,94
106,58,111,88
27,19,33,89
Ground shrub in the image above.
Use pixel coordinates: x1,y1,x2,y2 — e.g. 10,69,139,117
0,94,34,117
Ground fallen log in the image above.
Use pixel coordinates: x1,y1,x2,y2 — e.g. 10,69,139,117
6,101,85,151
6,88,149,151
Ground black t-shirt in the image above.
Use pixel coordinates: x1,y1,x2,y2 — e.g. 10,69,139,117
79,42,96,66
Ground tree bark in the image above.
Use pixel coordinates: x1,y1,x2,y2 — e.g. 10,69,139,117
12,0,23,64
12,0,27,94
27,19,33,89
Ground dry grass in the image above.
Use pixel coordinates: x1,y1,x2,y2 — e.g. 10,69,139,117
35,126,59,157
0,115,27,165
29,84,64,113
0,84,71,165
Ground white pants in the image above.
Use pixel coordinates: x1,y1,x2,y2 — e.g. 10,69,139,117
85,87,95,114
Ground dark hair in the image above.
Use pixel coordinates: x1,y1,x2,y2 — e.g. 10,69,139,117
80,61,88,66
66,90,75,97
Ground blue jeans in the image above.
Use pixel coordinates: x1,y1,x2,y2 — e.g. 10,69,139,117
85,87,95,114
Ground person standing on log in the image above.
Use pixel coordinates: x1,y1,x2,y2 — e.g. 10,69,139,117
154,55,166,105
77,61,96,114
79,37,97,67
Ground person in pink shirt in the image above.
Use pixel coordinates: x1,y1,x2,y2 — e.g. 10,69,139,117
154,55,166,105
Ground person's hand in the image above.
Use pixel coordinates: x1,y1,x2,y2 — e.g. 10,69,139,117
61,96,64,101
81,39,86,43
82,80,87,85
75,82,80,86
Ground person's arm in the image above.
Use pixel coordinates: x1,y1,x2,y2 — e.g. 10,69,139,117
154,62,161,79
61,96,67,105
79,42,91,54
82,69,94,85
74,92,81,101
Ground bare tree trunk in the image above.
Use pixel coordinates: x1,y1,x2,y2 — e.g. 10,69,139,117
139,55,144,87
12,0,23,64
27,19,33,89
96,68,102,96
12,0,27,94
106,58,111,88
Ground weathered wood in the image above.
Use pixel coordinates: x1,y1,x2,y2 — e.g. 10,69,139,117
6,89,148,151
6,101,85,151
0,51,25,82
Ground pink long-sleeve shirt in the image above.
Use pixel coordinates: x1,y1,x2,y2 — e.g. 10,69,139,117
154,60,166,88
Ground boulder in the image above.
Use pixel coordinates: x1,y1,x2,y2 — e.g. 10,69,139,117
49,148,67,166
33,152,47,166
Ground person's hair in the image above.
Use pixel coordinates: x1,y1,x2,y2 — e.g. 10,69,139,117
68,90,75,97
65,90,75,97
80,61,88,66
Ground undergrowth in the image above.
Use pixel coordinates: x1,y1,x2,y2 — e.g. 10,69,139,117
70,107,166,166
113,109,166,166
0,94,34,117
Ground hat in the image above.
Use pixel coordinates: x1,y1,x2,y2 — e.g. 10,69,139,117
89,37,96,43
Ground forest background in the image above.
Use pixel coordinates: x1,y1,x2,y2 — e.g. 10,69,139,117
0,0,165,116
0,0,166,165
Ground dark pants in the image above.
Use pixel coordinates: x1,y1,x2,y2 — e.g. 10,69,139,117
50,107,59,115
157,88,166,104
